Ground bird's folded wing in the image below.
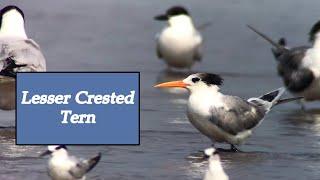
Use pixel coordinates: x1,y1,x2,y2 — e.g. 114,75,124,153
0,39,46,71
193,32,202,61
155,34,162,58
196,21,212,31
68,153,101,179
283,68,315,93
276,47,307,69
209,96,265,135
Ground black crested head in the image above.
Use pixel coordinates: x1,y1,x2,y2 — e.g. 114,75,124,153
56,145,67,150
166,6,189,17
0,5,25,28
309,20,320,42
0,5,24,18
198,73,223,86
154,6,189,21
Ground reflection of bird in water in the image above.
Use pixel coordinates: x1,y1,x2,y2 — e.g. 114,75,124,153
0,129,38,158
281,109,320,124
277,109,320,151
203,147,229,180
0,127,15,140
0,77,15,110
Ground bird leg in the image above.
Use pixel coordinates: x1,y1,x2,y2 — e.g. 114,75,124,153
230,144,241,152
297,99,306,111
214,145,241,153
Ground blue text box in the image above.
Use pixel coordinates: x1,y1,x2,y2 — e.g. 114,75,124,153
16,72,140,145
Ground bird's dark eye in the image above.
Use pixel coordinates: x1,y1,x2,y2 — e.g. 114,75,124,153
192,77,200,83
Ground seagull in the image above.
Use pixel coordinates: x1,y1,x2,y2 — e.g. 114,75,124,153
155,73,301,151
203,147,229,180
154,6,203,70
40,145,101,180
247,24,320,107
0,5,46,78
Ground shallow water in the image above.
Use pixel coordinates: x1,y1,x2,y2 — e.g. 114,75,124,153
1,0,320,179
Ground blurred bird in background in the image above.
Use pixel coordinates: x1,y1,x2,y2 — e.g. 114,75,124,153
154,6,203,70
248,24,320,109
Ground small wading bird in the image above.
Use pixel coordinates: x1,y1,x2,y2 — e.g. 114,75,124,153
40,145,101,180
0,5,46,78
155,73,301,151
154,6,203,70
203,147,229,180
247,24,320,108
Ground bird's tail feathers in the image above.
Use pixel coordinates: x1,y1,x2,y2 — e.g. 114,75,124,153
86,153,101,173
253,87,301,111
259,87,286,106
197,21,213,31
275,96,304,106
248,87,286,111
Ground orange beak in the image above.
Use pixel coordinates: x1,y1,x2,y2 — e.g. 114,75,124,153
154,80,188,88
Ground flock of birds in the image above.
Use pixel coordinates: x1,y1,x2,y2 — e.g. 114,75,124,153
153,5,320,180
0,3,319,180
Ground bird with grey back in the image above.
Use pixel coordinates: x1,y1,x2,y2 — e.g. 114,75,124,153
155,73,301,151
247,24,320,108
154,6,203,70
0,5,46,78
40,145,101,180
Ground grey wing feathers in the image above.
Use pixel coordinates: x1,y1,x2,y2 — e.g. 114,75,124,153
209,96,265,135
283,67,315,92
193,31,203,61
276,47,308,69
69,153,101,179
196,21,213,31
0,39,46,72
155,34,162,58
276,47,314,92
194,43,202,61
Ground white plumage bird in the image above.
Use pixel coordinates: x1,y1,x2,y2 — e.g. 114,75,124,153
40,145,101,180
0,5,46,78
155,73,301,151
154,6,203,69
